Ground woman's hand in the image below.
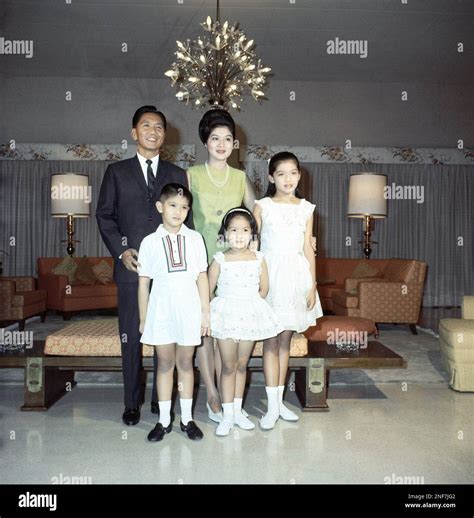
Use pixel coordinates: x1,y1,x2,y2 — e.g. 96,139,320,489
310,236,317,252
201,311,211,337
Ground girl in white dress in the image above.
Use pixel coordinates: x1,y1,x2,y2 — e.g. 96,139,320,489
138,184,210,442
253,152,324,430
208,208,283,436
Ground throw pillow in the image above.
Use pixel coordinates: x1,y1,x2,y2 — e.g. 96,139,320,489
74,256,97,285
351,261,382,278
92,260,113,285
51,256,78,284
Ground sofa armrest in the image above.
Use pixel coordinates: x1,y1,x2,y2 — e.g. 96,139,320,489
358,281,423,322
462,296,474,320
0,279,15,318
38,273,69,309
345,277,387,294
10,276,36,291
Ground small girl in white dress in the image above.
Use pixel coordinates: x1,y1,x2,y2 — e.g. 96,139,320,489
253,151,324,430
138,183,210,442
208,208,283,436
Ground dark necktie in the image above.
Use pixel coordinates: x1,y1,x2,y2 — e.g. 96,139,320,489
146,159,155,193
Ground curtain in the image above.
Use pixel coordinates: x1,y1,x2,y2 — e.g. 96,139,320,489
0,159,193,279
243,161,473,306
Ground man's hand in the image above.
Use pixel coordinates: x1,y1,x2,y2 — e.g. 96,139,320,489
121,248,140,272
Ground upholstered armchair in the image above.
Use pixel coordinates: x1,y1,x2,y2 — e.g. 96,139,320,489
0,276,47,331
439,296,474,392
331,259,427,334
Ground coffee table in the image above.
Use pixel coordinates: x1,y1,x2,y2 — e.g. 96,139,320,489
292,340,406,411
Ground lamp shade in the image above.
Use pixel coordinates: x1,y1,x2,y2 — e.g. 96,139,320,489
51,173,90,217
347,172,387,218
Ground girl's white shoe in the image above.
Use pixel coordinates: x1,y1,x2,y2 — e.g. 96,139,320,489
259,412,279,430
207,403,223,423
234,411,255,430
216,419,234,436
279,403,299,422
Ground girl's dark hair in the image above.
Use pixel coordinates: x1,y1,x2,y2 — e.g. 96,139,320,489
217,207,259,244
265,151,303,198
159,183,193,206
198,109,236,144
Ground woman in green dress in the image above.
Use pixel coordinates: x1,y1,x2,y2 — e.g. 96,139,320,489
187,109,255,422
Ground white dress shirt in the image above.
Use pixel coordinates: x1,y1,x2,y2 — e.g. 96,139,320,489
136,152,159,186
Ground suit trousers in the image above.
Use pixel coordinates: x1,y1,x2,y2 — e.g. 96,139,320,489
117,282,158,408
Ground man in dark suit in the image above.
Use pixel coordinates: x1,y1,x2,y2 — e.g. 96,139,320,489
96,106,192,425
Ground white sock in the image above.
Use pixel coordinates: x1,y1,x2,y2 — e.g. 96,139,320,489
265,386,279,415
234,398,243,414
158,400,171,427
278,385,285,405
222,402,234,422
180,398,193,425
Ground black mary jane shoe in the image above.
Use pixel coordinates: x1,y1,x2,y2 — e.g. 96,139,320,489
122,407,140,426
180,420,204,441
150,401,160,415
147,422,172,442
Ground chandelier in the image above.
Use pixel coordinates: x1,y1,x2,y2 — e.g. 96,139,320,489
164,1,271,111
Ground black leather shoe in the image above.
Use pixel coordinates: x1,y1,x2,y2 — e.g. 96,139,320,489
180,420,203,440
151,401,159,415
122,407,140,426
147,422,172,442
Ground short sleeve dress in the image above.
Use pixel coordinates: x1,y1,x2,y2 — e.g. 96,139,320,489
255,197,324,333
210,251,283,341
138,223,208,346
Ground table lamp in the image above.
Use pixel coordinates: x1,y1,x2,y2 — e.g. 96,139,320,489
51,173,90,256
347,172,387,259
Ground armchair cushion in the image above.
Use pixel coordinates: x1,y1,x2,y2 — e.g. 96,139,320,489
333,290,359,308
12,290,47,307
51,256,78,284
345,277,389,295
462,296,474,320
351,261,383,278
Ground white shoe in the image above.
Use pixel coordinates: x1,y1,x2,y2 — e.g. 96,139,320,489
216,419,234,436
234,411,255,430
259,412,279,430
279,403,299,422
207,403,223,423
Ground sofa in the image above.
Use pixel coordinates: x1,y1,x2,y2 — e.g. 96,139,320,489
316,257,427,333
439,296,474,391
37,257,117,319
0,276,47,330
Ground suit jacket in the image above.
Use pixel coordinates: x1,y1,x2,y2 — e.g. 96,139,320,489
96,155,193,283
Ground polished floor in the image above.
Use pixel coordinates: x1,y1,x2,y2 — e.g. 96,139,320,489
1,379,472,484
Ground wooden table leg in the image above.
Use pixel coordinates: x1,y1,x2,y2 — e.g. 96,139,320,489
294,358,330,411
21,358,76,411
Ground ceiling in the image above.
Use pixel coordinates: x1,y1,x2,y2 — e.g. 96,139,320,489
1,0,474,84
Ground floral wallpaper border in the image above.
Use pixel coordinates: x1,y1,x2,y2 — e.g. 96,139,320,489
240,145,474,165
1,143,473,165
0,143,196,163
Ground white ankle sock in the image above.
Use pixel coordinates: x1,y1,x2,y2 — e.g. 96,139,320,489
180,398,193,425
158,400,171,427
234,398,243,413
277,385,285,405
222,402,234,421
265,386,279,415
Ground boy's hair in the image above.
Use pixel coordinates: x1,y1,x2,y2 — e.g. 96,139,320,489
217,207,259,243
198,108,236,144
159,183,193,206
132,105,167,130
265,151,303,199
